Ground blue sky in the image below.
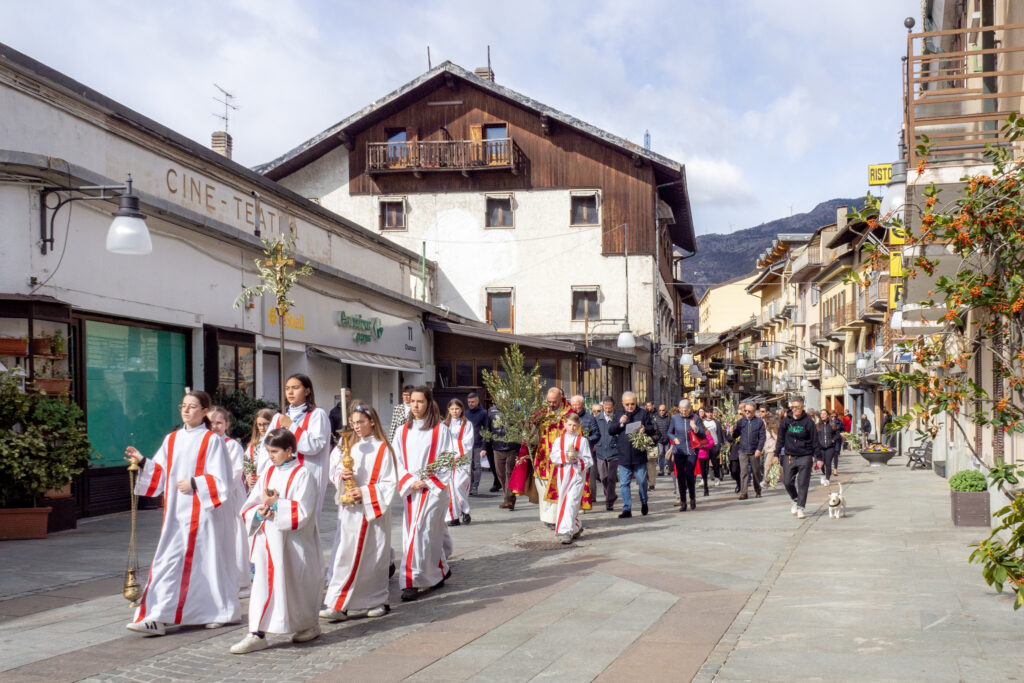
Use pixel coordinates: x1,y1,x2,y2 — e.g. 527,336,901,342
1,0,918,235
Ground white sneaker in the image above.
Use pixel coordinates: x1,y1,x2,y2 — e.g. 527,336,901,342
319,608,347,622
713,478,720,487
292,624,321,643
760,479,766,488
230,633,268,654
238,587,251,598
791,501,798,516
126,619,165,636
205,622,226,629
796,507,806,519
822,477,830,487
367,604,390,618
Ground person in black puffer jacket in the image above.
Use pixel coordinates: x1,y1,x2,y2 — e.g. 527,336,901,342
775,396,822,519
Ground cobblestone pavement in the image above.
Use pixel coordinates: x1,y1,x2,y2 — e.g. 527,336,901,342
3,454,1024,682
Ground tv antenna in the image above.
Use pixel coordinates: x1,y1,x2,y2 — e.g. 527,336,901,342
212,84,238,132
644,129,651,150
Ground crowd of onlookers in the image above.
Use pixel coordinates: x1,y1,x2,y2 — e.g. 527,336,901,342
477,392,886,522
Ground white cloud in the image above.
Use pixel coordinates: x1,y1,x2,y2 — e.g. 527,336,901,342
685,157,756,206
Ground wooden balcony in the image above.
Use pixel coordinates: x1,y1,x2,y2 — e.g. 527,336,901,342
905,23,1024,168
366,138,523,177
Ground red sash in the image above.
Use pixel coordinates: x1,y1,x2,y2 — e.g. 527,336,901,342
289,412,314,465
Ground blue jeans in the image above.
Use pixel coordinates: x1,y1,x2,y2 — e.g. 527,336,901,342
617,462,649,511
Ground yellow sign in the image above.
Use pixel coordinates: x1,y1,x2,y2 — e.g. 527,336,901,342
268,308,305,330
889,251,904,277
889,282,904,309
869,163,893,186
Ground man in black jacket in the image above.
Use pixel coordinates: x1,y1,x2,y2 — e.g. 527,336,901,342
484,404,519,510
608,391,655,518
776,396,822,519
730,402,766,500
652,404,672,477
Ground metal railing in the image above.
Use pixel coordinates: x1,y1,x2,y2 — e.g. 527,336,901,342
905,23,1024,168
367,137,523,174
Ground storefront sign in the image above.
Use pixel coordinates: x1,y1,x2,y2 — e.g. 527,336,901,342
337,311,383,344
889,282,904,309
267,308,305,330
164,166,285,233
889,251,904,277
869,163,893,186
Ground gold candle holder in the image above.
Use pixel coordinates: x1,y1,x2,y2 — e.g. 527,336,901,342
336,427,359,504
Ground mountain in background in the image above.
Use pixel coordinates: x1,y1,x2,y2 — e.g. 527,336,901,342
681,198,863,328
683,198,862,299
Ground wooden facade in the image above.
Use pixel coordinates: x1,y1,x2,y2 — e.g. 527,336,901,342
345,81,665,264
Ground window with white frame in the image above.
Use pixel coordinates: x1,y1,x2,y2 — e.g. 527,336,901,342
571,287,600,320
485,194,514,228
486,288,514,332
379,197,407,231
570,190,600,226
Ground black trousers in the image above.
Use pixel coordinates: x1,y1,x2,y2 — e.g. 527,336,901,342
698,457,710,494
784,455,814,508
676,453,697,506
729,459,741,488
821,446,838,479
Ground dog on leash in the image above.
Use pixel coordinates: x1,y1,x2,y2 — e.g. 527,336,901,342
827,483,846,519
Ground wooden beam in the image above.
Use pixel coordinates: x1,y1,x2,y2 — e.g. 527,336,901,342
539,113,551,136
444,72,456,90
337,131,355,151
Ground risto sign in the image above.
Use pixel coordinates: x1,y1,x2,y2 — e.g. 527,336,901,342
868,164,893,186
337,311,384,344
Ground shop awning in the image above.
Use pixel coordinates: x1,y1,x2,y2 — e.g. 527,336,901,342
308,345,422,372
425,319,577,353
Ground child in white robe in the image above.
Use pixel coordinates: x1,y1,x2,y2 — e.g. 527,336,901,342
321,403,397,621
394,386,456,602
246,408,275,485
268,374,331,519
550,413,593,545
231,428,322,654
443,399,474,527
209,406,251,595
124,391,241,637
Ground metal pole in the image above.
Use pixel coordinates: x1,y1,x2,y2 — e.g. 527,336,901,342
279,310,286,409
421,241,427,302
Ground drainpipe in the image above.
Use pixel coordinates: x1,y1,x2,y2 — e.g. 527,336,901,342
421,241,427,302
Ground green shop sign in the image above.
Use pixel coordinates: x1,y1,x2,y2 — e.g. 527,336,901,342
337,311,384,344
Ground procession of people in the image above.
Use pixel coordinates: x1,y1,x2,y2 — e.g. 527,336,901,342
122,375,855,653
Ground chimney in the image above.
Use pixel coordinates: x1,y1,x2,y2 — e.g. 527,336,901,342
212,131,233,159
836,206,848,231
474,66,495,82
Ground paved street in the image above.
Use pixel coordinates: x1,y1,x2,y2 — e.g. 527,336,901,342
3,454,1024,682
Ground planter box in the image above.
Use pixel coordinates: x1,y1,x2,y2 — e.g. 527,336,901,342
860,449,896,467
34,378,71,395
30,338,51,355
951,490,990,527
44,483,72,499
934,461,946,477
0,337,28,356
0,507,52,540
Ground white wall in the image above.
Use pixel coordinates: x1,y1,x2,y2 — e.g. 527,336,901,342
279,146,665,340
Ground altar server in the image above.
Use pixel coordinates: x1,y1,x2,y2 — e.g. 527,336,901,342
443,398,474,527
550,413,593,545
320,403,397,621
124,391,241,636
246,408,275,485
230,428,322,654
268,374,331,517
394,386,456,601
209,406,251,594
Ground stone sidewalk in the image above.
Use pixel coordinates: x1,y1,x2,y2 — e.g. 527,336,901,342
1,454,1022,682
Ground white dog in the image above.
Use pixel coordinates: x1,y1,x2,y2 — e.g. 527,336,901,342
827,483,846,519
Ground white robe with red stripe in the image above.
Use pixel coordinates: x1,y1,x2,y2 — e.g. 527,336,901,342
550,432,593,536
324,435,396,612
132,425,241,627
394,419,455,589
241,458,322,635
222,436,251,590
269,405,331,519
444,418,474,521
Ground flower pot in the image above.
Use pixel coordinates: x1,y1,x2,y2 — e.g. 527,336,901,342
31,338,51,355
44,483,72,499
0,507,52,540
860,448,896,467
0,337,28,356
951,490,990,527
34,378,71,395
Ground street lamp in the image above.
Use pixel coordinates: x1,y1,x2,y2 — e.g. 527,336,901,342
616,321,636,350
40,174,151,255
679,350,693,367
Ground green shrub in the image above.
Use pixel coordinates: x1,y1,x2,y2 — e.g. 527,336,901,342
212,387,278,444
949,469,988,492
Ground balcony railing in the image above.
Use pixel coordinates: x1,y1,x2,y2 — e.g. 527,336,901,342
367,138,523,175
905,23,1024,168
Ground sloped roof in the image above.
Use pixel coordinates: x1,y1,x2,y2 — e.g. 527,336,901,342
255,62,696,251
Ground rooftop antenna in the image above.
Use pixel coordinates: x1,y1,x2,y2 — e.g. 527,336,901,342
427,45,432,69
644,129,651,150
487,45,491,72
212,84,238,133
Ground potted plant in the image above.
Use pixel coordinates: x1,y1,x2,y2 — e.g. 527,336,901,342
949,469,990,527
0,370,92,540
49,329,66,356
860,441,897,467
0,337,28,357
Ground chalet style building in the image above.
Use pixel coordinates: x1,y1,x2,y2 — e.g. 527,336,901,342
258,63,698,404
